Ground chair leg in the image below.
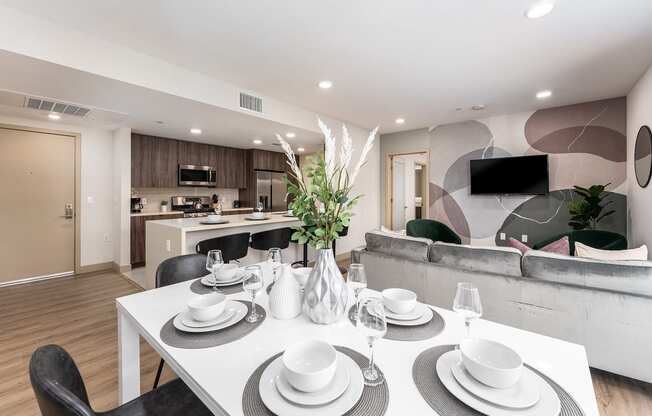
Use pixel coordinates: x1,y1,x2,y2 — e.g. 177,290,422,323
153,358,165,389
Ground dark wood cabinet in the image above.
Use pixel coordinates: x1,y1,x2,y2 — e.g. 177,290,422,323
130,214,183,266
224,147,247,188
131,134,178,188
178,140,210,166
251,149,286,172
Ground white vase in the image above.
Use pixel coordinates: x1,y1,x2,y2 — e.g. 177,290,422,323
302,248,349,324
269,265,302,320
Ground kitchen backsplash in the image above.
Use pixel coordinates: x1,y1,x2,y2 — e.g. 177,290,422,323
133,187,240,211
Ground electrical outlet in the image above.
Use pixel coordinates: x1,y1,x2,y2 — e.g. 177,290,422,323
103,233,110,242
499,232,506,241
87,196,94,204
521,234,528,243
142,197,148,205
165,240,171,252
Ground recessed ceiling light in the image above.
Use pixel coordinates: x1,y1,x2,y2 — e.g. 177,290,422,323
190,128,202,135
318,80,333,89
285,132,296,138
471,105,486,111
297,147,305,152
48,113,61,120
395,118,405,124
526,1,554,19
536,90,552,99
253,139,263,145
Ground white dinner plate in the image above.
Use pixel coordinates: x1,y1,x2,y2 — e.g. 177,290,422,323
200,272,245,287
451,360,540,409
383,302,427,321
386,307,433,327
199,219,229,225
259,352,364,415
172,301,247,333
181,308,236,328
437,350,560,416
274,354,351,406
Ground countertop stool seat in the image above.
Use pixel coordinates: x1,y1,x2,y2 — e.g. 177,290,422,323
250,227,293,252
153,254,208,389
195,232,250,263
29,344,212,416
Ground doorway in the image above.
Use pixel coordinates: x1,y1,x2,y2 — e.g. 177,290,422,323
386,152,429,231
0,126,79,285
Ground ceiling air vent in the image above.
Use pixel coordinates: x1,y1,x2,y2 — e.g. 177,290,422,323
24,97,91,117
239,92,263,113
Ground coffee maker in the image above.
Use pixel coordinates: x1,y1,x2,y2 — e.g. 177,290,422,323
131,197,144,213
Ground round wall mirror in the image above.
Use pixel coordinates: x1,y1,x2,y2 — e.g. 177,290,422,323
635,125,652,188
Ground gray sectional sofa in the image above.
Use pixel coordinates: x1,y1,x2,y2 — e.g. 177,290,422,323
352,230,652,382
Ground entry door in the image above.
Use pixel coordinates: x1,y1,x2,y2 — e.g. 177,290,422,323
392,158,406,230
0,127,75,284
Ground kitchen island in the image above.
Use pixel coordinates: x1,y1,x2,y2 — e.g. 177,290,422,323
144,213,302,289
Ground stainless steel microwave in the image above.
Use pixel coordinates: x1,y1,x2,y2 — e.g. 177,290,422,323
178,165,217,187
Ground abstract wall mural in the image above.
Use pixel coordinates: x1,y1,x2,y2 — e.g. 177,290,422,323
428,97,627,246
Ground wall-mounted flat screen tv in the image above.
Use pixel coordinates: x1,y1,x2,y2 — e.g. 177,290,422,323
470,155,549,195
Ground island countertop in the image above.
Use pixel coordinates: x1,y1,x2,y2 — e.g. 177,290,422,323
148,212,300,232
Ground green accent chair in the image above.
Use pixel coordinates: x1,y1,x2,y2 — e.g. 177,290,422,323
532,230,627,256
406,219,462,244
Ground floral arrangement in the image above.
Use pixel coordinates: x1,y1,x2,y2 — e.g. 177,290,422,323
276,119,378,249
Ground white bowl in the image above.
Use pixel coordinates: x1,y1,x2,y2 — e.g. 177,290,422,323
460,338,523,389
292,267,312,287
252,211,265,218
282,340,337,392
212,263,239,282
206,214,221,222
287,209,293,216
187,293,226,322
382,288,417,314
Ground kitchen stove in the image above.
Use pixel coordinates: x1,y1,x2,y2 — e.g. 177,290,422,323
170,196,216,218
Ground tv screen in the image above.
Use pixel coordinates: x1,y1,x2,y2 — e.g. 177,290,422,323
470,155,549,195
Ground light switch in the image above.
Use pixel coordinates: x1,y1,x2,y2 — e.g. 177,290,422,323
165,240,171,252
87,196,94,204
521,234,528,243
499,232,506,241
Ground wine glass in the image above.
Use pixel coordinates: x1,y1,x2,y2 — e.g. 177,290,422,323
242,265,264,323
356,297,387,386
347,263,367,311
205,250,224,292
267,247,283,282
256,201,264,213
453,282,483,339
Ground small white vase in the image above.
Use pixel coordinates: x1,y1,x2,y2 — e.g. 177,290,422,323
269,265,302,320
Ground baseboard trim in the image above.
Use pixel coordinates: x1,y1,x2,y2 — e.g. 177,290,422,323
0,271,74,288
77,261,114,275
112,262,131,274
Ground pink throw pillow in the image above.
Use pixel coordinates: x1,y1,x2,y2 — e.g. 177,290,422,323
508,237,531,255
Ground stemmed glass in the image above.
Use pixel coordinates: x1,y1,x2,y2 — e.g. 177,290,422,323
267,247,283,282
242,265,264,323
356,297,387,386
205,250,224,292
347,263,367,312
453,282,483,340
256,201,264,213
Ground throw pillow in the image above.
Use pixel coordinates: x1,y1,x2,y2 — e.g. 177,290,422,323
508,237,530,255
575,242,648,261
380,226,406,236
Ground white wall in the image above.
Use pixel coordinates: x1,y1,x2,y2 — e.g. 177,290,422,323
112,127,131,268
0,115,115,267
627,65,652,248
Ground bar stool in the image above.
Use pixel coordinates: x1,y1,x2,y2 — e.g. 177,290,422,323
195,232,250,263
250,228,293,251
332,226,349,274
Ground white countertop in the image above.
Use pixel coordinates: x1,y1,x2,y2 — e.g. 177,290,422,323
148,212,300,232
130,210,184,217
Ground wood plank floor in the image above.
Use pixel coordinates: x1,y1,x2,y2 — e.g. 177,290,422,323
1,270,650,415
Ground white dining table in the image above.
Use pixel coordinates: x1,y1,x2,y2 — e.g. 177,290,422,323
116,263,599,415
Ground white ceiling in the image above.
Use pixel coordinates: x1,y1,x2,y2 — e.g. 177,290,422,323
0,50,323,152
1,0,652,133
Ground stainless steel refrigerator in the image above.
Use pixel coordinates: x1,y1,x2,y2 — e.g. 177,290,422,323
255,170,287,212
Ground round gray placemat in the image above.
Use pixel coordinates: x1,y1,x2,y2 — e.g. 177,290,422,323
242,346,388,416
190,278,243,295
412,345,585,416
160,300,266,349
348,305,445,342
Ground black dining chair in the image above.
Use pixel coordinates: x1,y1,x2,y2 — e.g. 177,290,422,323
195,232,250,263
153,254,207,388
250,227,293,251
29,344,212,416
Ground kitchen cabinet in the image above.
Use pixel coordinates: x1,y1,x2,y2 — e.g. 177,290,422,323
131,134,178,188
178,140,210,166
224,147,247,188
130,213,183,266
251,149,287,172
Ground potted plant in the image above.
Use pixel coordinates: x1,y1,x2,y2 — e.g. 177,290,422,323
568,183,615,230
277,119,377,324
160,200,169,213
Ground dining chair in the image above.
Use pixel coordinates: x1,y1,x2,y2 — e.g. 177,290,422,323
153,253,207,388
29,344,212,416
195,232,250,263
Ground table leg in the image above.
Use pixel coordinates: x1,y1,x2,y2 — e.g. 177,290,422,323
118,308,140,404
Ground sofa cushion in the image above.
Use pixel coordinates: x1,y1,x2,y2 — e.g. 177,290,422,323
428,242,523,277
575,242,648,261
522,250,652,297
365,230,432,262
